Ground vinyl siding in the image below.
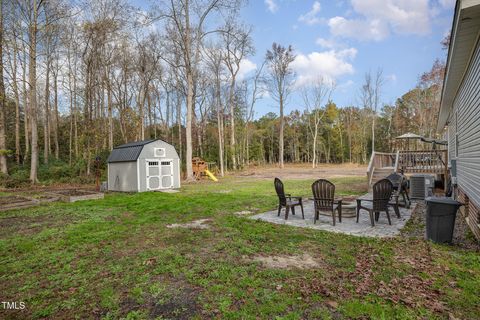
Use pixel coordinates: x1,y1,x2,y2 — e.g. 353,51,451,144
452,38,480,206
448,113,456,162
108,162,138,192
137,140,181,191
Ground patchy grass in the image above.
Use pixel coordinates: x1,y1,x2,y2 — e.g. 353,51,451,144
0,176,479,319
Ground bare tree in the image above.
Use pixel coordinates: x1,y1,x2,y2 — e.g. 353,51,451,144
265,43,295,169
241,60,265,166
361,69,384,153
204,43,225,176
0,0,7,174
302,78,334,168
25,0,44,183
222,22,253,170
158,0,242,180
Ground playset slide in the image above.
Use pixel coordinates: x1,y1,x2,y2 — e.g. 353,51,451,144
204,169,218,182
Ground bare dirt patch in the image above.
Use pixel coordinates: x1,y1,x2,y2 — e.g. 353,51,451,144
233,210,253,216
250,254,320,269
214,190,232,194
117,276,202,320
235,163,367,180
0,214,79,238
166,219,212,230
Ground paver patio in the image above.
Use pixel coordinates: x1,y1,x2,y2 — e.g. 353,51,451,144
250,198,417,238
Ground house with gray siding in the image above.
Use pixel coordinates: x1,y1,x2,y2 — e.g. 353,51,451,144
107,139,181,192
437,0,480,239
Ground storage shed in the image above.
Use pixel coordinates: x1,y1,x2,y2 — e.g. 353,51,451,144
107,139,181,192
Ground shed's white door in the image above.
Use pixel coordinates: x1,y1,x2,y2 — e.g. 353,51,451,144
160,160,174,189
146,159,174,190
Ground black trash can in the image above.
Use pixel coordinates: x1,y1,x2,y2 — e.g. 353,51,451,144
425,197,462,244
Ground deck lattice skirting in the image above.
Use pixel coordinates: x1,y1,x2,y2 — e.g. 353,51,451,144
458,187,480,240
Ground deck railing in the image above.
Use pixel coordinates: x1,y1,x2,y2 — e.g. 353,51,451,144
367,152,397,185
367,149,448,186
397,150,448,175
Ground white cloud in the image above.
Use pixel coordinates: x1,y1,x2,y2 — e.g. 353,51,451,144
386,73,397,83
299,1,322,25
291,48,357,87
237,59,257,81
264,0,278,13
337,79,355,92
328,16,389,41
315,37,337,49
328,0,435,41
439,0,455,9
351,0,431,35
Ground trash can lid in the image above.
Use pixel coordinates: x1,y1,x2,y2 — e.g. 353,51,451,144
425,196,462,206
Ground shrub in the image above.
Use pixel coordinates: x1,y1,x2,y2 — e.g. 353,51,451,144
0,172,30,188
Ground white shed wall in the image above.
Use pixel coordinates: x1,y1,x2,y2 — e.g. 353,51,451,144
137,140,181,192
108,162,138,192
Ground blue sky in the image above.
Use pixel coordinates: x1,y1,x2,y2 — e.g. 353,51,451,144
140,0,456,116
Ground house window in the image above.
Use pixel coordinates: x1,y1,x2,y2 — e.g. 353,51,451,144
148,161,159,166
154,148,166,157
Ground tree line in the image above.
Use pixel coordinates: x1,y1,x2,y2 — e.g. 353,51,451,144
0,0,447,184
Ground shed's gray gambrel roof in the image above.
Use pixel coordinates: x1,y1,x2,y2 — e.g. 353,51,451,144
107,139,159,163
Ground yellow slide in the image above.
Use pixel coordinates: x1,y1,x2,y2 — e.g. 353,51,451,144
204,169,218,182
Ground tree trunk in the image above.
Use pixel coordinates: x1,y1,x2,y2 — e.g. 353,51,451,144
22,46,29,162
10,32,21,164
0,0,7,174
29,0,39,183
176,91,182,160
108,84,113,150
185,71,194,180
229,80,236,170
279,95,284,168
53,69,59,159
216,80,224,177
372,115,375,153
183,0,194,181
312,127,318,169
43,55,50,164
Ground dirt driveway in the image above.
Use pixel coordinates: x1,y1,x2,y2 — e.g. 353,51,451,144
234,163,367,180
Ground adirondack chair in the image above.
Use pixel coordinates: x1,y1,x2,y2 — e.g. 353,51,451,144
274,178,304,220
356,179,394,226
311,179,342,226
386,172,410,212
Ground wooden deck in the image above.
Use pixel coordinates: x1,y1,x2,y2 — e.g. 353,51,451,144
367,150,448,187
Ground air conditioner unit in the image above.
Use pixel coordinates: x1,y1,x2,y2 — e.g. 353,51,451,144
410,174,435,199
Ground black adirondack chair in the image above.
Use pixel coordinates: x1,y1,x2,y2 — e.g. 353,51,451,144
386,172,410,213
311,179,342,226
356,179,394,226
274,178,304,220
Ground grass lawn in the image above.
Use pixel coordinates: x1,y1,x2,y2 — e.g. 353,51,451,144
1,176,479,319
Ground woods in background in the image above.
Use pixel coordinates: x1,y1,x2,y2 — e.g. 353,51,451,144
0,0,447,185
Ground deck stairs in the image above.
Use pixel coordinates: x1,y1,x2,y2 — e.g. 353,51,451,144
370,167,395,186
